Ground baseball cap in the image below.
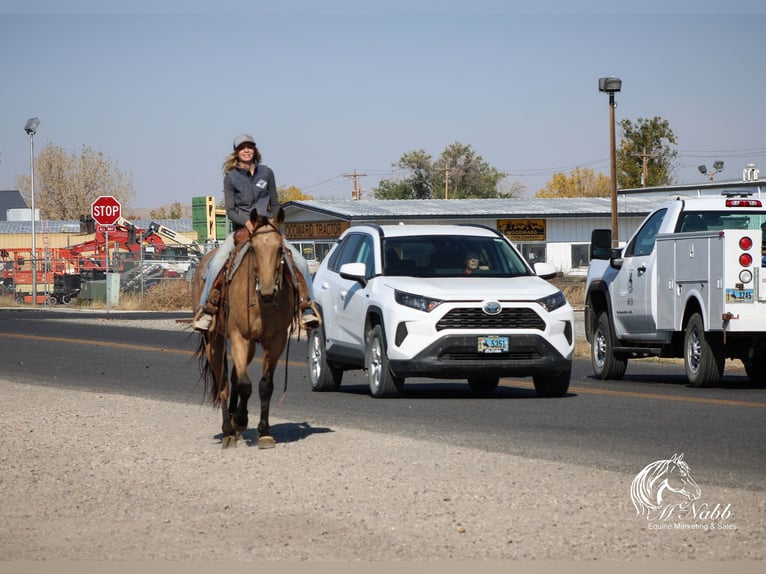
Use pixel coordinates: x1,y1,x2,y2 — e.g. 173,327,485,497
233,133,256,150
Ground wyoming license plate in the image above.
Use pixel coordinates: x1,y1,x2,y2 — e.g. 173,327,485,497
477,336,509,353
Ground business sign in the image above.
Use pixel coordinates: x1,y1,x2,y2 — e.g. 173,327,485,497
285,221,350,240
498,219,546,242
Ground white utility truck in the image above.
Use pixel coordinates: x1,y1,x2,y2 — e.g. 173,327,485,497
585,191,766,386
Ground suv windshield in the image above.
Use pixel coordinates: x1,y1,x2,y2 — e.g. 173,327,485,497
382,235,530,278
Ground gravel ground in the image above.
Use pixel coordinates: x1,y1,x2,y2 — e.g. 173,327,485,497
0,311,762,561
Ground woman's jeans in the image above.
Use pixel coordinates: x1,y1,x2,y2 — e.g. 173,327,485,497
198,234,314,308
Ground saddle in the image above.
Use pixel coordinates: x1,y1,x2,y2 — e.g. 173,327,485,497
201,228,313,322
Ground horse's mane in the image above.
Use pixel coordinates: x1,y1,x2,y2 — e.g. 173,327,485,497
630,453,685,516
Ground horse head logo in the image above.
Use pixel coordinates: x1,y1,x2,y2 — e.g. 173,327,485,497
630,453,702,518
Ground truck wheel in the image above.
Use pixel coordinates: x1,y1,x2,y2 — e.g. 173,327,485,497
743,357,766,386
533,367,571,397
684,312,724,387
365,324,403,398
308,327,343,392
591,311,627,380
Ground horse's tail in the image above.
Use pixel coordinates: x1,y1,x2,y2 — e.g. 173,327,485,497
193,332,227,407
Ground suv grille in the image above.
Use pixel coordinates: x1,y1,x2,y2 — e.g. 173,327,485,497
435,307,545,331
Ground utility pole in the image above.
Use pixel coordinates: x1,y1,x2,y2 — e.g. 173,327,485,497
343,171,366,200
444,165,450,199
631,147,658,187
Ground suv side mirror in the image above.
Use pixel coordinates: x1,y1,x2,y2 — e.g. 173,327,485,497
533,262,557,280
339,261,368,287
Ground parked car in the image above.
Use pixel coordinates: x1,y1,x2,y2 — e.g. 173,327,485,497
308,223,574,397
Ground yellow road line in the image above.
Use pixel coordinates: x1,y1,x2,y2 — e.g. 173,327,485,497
3,333,763,408
503,379,765,408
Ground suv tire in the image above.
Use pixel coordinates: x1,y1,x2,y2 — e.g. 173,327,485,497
468,376,499,393
533,368,571,397
365,324,403,398
308,327,343,392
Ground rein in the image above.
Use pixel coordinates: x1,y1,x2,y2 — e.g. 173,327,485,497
246,221,298,401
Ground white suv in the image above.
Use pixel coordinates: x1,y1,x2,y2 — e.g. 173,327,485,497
308,224,574,397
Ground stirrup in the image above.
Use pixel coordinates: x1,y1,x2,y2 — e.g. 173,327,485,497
300,301,322,330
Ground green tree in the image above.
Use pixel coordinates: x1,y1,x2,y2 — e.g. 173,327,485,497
374,143,509,199
15,143,135,220
536,166,611,198
617,116,678,188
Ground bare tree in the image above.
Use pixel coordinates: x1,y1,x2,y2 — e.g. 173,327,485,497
16,143,135,220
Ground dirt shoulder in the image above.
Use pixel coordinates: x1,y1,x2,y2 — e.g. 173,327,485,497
0,379,762,561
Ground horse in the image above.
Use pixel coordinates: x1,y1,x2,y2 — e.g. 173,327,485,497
630,453,701,518
192,207,297,449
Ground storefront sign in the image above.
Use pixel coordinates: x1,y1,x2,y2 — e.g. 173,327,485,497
497,219,546,242
285,220,350,240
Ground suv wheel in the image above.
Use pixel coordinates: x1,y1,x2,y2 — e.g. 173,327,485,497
308,327,343,391
533,368,571,397
365,324,403,398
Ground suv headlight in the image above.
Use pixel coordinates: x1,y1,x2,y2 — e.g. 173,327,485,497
537,290,567,312
395,289,442,312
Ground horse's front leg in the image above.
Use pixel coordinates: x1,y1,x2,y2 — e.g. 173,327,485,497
256,342,286,449
228,334,255,437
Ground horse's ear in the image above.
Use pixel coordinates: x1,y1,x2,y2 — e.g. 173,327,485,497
271,207,285,227
249,208,260,223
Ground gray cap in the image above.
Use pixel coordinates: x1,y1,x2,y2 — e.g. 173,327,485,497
233,133,256,150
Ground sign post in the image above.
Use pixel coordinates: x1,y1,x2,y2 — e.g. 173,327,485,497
91,196,122,315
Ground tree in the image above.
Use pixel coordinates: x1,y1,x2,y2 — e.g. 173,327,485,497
150,202,184,219
375,149,434,200
617,116,678,188
15,143,135,220
374,143,509,200
278,185,314,203
536,166,611,198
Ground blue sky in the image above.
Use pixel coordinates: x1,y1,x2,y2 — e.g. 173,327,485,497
1,1,765,208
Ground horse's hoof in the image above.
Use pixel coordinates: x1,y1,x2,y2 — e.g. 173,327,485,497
222,435,238,449
257,435,276,449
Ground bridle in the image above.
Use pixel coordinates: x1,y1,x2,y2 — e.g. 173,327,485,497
250,221,285,303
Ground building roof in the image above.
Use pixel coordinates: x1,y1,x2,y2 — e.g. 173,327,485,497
0,218,195,235
283,196,669,222
0,190,28,221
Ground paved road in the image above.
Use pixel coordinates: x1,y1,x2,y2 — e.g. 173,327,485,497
1,308,763,492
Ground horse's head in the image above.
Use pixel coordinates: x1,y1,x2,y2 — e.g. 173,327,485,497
663,453,701,501
631,453,701,516
249,207,285,301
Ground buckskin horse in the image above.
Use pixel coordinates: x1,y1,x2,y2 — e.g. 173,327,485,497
192,208,297,449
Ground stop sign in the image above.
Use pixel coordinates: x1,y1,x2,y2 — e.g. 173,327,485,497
91,195,122,226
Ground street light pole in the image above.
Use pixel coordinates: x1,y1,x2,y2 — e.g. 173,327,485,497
599,78,622,248
24,117,40,304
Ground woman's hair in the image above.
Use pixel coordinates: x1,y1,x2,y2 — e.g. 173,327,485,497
222,145,262,174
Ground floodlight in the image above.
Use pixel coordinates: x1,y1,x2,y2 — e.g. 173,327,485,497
598,77,622,93
24,117,40,135
698,165,708,175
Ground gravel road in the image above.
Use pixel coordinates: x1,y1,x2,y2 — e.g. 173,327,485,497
0,312,762,560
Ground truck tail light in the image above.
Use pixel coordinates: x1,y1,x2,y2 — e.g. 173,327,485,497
726,198,762,207
738,235,753,267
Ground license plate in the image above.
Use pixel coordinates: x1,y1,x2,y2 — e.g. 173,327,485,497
726,288,753,302
477,336,509,353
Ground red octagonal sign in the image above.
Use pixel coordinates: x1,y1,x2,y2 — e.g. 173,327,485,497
91,195,122,226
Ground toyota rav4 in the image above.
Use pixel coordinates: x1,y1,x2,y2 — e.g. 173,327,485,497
308,223,573,397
